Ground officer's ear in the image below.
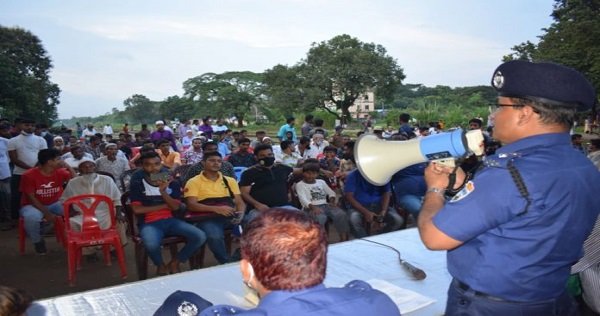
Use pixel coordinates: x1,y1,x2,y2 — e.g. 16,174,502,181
517,105,536,126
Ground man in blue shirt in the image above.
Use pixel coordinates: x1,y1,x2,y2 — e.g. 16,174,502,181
344,169,403,238
391,162,427,219
277,117,297,142
154,209,400,316
418,60,600,315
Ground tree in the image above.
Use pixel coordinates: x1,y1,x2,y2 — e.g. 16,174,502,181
0,26,60,123
183,71,264,127
504,0,600,111
159,95,196,121
264,34,405,123
263,64,321,117
123,94,160,124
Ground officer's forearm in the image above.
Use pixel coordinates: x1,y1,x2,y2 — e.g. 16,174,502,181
418,190,447,249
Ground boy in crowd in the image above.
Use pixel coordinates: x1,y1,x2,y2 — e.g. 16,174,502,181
295,163,349,241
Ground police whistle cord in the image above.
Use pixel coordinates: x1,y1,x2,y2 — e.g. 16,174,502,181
359,238,426,280
507,159,531,216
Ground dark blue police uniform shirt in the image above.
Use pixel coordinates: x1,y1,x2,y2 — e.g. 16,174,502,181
199,280,401,316
433,133,600,301
344,170,391,206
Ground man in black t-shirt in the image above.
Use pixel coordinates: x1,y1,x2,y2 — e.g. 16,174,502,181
239,144,299,222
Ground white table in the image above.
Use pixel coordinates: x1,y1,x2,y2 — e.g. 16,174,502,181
27,228,450,315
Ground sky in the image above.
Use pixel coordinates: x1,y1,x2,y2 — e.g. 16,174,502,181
1,0,556,119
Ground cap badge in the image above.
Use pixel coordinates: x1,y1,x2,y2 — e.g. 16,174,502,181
177,301,198,316
492,70,505,89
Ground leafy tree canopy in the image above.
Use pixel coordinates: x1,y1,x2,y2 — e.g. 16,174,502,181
504,0,600,112
183,71,264,127
0,26,60,124
265,34,405,123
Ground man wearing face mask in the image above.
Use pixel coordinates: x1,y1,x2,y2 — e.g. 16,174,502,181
310,133,329,158
239,144,299,223
61,158,122,233
35,123,54,148
8,118,48,221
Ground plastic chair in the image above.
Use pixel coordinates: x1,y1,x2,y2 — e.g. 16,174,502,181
233,166,247,182
63,194,127,286
172,164,192,180
118,168,137,193
18,215,66,255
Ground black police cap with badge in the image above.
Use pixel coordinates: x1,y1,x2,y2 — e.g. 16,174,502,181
491,60,597,112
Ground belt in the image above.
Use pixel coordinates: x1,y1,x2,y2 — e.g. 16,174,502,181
453,279,513,302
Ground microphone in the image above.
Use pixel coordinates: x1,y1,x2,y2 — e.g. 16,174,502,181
399,258,426,280
359,238,427,280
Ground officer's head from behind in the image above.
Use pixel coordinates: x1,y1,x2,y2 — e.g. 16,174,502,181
490,60,596,145
240,208,327,296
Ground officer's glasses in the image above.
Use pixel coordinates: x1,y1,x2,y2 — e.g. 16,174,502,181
493,104,516,111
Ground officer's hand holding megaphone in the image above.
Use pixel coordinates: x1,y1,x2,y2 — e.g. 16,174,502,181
424,162,467,194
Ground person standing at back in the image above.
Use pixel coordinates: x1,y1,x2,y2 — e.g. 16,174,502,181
277,117,297,142
8,118,47,222
418,60,600,315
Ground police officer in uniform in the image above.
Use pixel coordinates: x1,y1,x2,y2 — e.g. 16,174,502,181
418,60,600,315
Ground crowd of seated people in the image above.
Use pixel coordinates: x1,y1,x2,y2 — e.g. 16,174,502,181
4,114,598,297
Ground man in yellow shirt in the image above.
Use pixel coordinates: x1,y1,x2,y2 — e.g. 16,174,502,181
156,139,181,171
184,151,245,263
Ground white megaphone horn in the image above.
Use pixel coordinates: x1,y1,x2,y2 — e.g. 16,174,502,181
355,129,484,186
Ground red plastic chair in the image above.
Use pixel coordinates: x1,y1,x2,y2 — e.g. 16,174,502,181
63,194,127,286
18,215,66,255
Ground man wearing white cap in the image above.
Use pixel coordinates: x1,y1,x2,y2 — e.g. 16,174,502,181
61,158,122,232
150,120,177,151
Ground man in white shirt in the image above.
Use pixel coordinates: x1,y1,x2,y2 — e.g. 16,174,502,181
82,124,97,140
0,123,12,230
275,140,301,167
310,134,329,158
8,118,47,221
61,158,122,231
95,143,130,181
103,124,113,139
63,145,94,172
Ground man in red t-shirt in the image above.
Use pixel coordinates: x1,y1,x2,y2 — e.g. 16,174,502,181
20,149,75,254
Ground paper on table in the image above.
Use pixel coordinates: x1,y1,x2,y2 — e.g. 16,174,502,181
367,279,436,314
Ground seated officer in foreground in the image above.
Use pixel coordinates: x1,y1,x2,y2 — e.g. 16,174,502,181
155,208,400,316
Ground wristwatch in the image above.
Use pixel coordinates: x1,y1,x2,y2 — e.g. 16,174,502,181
426,187,445,197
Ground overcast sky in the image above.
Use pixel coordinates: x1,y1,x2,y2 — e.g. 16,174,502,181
1,0,555,119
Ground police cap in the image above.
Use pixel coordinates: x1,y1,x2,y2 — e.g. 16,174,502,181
491,60,596,111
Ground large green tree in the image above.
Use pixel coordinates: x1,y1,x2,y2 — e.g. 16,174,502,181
0,26,60,123
123,94,160,124
159,95,196,121
504,0,600,111
183,71,264,127
264,34,405,123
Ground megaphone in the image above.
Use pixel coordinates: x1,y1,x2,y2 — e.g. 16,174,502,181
355,129,484,186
